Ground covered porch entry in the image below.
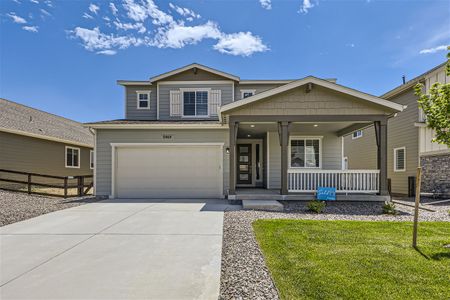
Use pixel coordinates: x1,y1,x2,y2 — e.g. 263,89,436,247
220,77,404,201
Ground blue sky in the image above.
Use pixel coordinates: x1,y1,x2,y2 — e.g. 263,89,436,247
1,0,449,122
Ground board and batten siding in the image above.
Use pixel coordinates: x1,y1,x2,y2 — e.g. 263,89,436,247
125,85,157,120
0,131,92,183
267,131,343,189
158,83,233,120
234,83,285,101
95,129,229,197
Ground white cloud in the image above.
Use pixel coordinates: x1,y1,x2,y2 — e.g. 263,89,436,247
299,0,315,14
89,3,100,15
7,12,27,24
419,45,448,54
259,0,272,10
97,49,117,55
169,3,200,19
12,0,21,4
22,25,38,32
44,0,53,7
109,2,119,16
151,21,221,48
71,26,144,51
83,13,94,19
214,31,269,56
114,21,146,33
40,8,51,17
123,0,173,25
30,0,39,4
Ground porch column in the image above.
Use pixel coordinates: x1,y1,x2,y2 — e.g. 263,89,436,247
376,120,389,196
280,121,290,195
229,121,238,196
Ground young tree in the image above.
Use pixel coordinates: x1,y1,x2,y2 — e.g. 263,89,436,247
414,48,450,146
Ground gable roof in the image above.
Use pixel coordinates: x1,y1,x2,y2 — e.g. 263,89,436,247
149,63,240,82
220,76,404,113
0,98,94,148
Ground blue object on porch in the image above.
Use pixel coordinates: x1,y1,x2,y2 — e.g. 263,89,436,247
317,187,336,201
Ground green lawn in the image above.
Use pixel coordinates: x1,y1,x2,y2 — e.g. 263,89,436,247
253,220,450,300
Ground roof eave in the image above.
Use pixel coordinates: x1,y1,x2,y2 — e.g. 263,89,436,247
149,63,240,83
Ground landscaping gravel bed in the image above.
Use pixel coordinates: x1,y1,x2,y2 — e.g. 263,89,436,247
219,201,450,300
0,190,97,226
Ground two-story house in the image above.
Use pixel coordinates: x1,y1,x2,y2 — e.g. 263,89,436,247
85,63,403,201
344,62,449,197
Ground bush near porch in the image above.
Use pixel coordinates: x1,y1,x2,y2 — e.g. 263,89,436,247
253,220,450,300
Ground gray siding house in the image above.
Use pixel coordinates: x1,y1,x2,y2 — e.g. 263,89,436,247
0,99,94,181
86,63,403,201
344,62,450,197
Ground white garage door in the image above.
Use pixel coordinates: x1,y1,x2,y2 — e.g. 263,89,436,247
115,144,223,198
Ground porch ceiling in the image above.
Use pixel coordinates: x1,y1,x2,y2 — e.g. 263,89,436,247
236,122,367,138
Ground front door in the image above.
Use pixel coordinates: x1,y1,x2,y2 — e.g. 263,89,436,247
237,144,252,184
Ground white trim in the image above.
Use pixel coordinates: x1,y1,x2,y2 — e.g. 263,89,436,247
110,142,225,199
220,76,404,113
158,80,234,85
288,136,323,169
136,91,151,110
180,88,210,118
341,136,345,170
93,129,97,195
266,132,270,189
232,82,235,102
0,127,93,148
156,82,160,120
352,130,363,139
65,146,81,169
394,146,406,172
90,150,94,170
239,80,294,84
85,123,228,129
117,80,151,86
240,89,256,99
149,63,239,82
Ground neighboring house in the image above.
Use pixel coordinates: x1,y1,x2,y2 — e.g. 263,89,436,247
85,63,403,200
344,62,449,197
0,98,94,181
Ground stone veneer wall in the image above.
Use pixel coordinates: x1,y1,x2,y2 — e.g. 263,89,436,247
420,153,450,196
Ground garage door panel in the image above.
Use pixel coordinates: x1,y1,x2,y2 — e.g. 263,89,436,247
115,145,222,198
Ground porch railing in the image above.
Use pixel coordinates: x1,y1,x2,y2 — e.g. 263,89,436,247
288,169,380,193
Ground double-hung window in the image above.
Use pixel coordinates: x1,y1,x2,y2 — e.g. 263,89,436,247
290,137,321,168
394,147,406,172
66,146,80,168
183,90,208,117
137,91,150,109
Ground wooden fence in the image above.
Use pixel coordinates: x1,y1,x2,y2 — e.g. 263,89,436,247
0,169,93,198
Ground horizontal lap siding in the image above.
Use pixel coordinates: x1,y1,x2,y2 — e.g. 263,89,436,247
268,131,342,189
343,127,377,169
95,129,229,197
234,84,284,101
125,85,157,120
158,83,233,120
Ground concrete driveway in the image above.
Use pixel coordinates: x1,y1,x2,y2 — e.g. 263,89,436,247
0,199,239,299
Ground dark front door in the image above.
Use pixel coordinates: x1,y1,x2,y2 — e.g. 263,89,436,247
237,144,252,184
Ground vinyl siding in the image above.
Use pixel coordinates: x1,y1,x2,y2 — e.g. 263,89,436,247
95,129,229,197
158,83,233,120
160,68,233,81
0,131,93,184
343,87,420,195
267,131,342,189
234,83,284,101
125,85,157,120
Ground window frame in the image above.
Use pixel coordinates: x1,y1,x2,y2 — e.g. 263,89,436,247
288,136,323,169
180,88,210,118
65,146,81,169
394,146,406,172
240,89,256,99
136,91,151,110
90,150,94,170
352,130,363,139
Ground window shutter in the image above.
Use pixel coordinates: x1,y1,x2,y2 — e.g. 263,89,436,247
209,90,221,116
170,90,182,116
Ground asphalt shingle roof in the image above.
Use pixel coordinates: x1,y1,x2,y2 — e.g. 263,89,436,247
0,98,94,147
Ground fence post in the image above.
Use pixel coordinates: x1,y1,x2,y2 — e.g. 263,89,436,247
77,176,84,197
64,177,68,198
27,174,31,194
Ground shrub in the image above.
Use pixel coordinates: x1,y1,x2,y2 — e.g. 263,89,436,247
308,200,326,213
382,201,397,215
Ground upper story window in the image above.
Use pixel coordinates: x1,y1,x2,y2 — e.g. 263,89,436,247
394,147,406,172
66,146,80,168
290,137,322,168
352,130,363,139
183,90,208,116
90,150,94,170
137,91,151,109
241,89,256,99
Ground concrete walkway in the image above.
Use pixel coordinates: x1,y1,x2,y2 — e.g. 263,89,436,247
0,199,240,299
